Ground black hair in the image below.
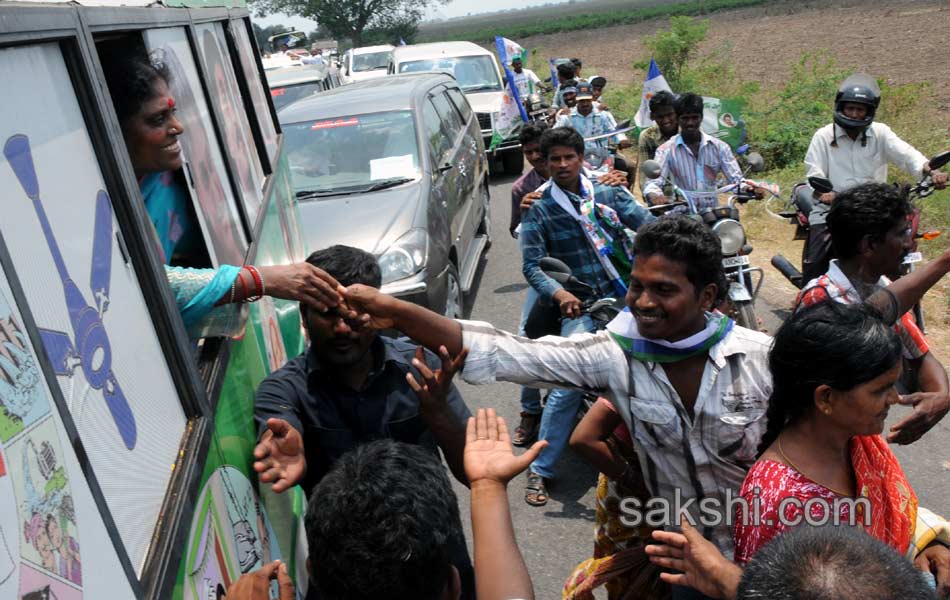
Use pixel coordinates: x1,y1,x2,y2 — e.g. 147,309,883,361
540,126,584,159
570,57,582,69
674,92,704,117
737,524,936,600
519,121,548,146
649,90,676,114
101,49,172,127
633,216,728,301
305,245,381,288
827,183,912,259
758,301,902,454
556,62,576,79
562,79,578,90
305,440,463,600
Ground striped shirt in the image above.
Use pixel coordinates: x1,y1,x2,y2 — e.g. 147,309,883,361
520,179,653,303
555,107,625,151
797,260,929,360
457,319,774,557
643,132,743,209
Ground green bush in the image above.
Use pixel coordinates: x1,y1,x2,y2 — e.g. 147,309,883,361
634,16,708,91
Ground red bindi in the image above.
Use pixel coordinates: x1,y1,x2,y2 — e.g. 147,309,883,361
167,97,175,109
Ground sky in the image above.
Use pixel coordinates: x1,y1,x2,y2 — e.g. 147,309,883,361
254,0,546,32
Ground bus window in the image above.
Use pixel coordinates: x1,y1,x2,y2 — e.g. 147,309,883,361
196,22,265,228
0,42,189,576
143,27,249,267
230,20,280,164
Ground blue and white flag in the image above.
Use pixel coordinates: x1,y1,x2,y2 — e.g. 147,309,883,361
634,59,673,129
491,36,528,150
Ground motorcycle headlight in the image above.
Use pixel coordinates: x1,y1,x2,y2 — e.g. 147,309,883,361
712,219,746,255
378,228,428,284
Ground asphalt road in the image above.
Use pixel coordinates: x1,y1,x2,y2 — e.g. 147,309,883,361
448,169,950,598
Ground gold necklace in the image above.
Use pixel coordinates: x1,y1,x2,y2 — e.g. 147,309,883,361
776,438,853,498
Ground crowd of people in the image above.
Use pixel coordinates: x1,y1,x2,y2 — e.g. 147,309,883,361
100,42,950,599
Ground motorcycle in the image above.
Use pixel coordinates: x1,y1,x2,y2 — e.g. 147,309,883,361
640,148,774,331
770,149,949,330
524,92,554,125
582,119,635,175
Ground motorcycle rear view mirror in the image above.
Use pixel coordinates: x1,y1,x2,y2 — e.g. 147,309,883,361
540,256,573,284
929,150,950,171
615,118,631,129
808,176,834,194
641,159,662,180
746,152,765,173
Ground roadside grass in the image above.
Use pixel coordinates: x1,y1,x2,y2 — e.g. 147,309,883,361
417,0,770,43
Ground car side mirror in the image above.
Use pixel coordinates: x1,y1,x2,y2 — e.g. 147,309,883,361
746,152,765,172
808,176,834,194
540,257,572,283
641,159,662,179
929,150,950,171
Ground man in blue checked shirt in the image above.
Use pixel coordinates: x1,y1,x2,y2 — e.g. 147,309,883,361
517,126,653,506
643,93,750,210
555,82,631,155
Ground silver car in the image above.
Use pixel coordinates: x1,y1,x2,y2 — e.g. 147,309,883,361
278,73,492,317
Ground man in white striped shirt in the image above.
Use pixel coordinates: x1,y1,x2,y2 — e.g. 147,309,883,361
345,217,773,578
643,93,744,209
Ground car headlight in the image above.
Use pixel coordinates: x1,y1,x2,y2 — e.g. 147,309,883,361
378,228,428,284
712,219,745,255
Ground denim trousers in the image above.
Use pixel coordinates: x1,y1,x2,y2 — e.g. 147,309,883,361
529,313,595,479
518,285,543,414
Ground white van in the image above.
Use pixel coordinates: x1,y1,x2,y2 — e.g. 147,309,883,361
340,44,394,85
389,41,523,174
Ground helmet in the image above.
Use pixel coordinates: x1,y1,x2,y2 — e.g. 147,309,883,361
833,73,880,133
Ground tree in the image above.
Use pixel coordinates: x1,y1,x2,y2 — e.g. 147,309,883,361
634,16,709,91
249,0,448,47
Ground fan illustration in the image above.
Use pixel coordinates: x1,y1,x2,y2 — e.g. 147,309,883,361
3,134,137,450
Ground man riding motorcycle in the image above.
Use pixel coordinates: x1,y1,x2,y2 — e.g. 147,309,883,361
800,73,948,282
643,93,754,209
636,90,678,192
555,82,631,171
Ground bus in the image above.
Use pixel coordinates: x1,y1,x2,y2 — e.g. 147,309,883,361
0,1,312,598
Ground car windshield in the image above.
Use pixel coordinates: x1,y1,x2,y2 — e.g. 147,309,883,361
284,110,421,196
270,81,323,111
352,51,391,72
399,56,502,92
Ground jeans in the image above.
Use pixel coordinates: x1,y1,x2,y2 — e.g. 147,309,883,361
529,314,595,479
518,285,543,414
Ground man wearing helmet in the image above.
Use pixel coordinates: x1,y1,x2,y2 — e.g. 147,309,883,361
801,73,948,282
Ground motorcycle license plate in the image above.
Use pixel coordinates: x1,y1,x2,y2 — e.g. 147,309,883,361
722,255,750,268
903,252,923,264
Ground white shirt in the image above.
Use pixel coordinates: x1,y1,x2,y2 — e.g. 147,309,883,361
458,319,773,556
510,68,541,98
804,122,927,224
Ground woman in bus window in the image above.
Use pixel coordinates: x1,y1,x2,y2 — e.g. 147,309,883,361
101,52,342,333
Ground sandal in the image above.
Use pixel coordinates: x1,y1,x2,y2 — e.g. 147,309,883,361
525,471,548,506
512,411,541,447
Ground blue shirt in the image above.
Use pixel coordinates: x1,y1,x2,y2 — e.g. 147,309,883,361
555,107,625,151
520,178,654,303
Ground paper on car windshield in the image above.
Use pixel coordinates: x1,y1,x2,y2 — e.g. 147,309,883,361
370,154,414,180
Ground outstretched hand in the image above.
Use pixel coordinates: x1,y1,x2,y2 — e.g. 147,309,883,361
464,408,547,487
888,391,950,444
343,284,398,330
252,418,306,493
258,263,345,312
645,518,741,600
407,346,468,414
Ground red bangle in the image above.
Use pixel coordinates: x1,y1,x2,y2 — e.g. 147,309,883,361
238,269,249,302
244,265,263,302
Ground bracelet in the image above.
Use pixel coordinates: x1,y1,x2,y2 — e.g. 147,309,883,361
243,265,263,302
228,276,237,304
238,269,249,303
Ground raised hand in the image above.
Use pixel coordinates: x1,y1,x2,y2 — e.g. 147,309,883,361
407,346,468,415
464,408,547,487
646,518,741,600
343,284,399,330
252,418,306,493
888,391,950,445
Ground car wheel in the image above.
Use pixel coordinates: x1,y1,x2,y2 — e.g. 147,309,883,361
444,266,464,319
476,185,492,250
502,150,524,175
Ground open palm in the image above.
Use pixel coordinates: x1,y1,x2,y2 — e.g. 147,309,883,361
464,409,547,486
253,418,306,493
